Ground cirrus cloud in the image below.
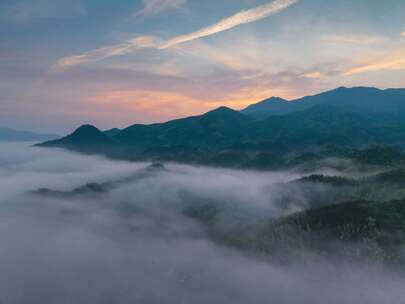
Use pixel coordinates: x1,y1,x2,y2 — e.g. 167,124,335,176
55,0,298,69
159,0,298,48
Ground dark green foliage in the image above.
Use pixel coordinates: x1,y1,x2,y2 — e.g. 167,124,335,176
348,146,405,166
251,104,405,149
191,200,405,266
113,106,252,148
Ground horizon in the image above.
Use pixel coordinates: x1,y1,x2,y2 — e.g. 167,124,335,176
4,85,402,134
58,85,405,134
1,0,405,133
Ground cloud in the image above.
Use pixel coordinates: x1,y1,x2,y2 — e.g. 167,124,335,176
86,89,211,122
159,0,298,48
135,0,186,17
0,0,87,23
401,31,405,38
0,142,404,303
54,36,161,70
55,0,298,69
344,55,405,76
303,71,325,79
323,34,382,45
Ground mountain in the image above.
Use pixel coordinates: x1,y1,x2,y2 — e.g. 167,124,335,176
0,127,59,142
241,97,292,119
38,87,405,167
251,104,405,149
242,87,405,120
104,128,121,138
38,107,253,155
109,106,252,148
37,124,115,153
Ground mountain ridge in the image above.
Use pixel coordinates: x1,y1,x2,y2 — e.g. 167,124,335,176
37,86,405,167
242,86,405,120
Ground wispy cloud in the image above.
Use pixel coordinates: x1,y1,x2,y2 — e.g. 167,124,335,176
323,34,382,45
341,46,405,76
303,71,324,79
401,31,405,38
344,56,405,76
55,36,161,70
135,0,186,17
159,0,298,48
55,0,298,69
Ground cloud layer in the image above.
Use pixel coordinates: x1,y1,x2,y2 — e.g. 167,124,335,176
0,142,404,303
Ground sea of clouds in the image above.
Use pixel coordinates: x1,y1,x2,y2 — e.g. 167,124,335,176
0,142,404,303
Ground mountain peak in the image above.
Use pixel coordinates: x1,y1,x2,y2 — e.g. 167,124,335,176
244,96,288,109
266,96,288,102
241,96,292,119
202,106,251,124
67,124,112,143
72,124,101,134
37,124,113,151
205,106,236,114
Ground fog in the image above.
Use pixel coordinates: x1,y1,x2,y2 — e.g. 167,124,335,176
0,142,404,303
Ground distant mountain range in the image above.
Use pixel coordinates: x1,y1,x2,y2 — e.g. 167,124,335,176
241,86,405,119
38,87,405,168
0,128,59,142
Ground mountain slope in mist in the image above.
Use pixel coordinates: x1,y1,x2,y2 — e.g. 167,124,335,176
30,155,405,266
1,142,405,303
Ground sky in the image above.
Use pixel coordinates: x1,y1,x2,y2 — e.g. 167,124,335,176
1,0,405,133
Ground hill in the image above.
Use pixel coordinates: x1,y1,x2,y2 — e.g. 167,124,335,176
37,124,115,153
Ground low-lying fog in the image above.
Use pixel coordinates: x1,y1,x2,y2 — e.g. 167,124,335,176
0,142,403,303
